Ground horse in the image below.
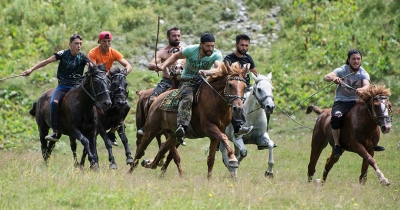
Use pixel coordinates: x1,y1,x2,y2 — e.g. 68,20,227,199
135,58,186,176
130,61,249,179
306,84,392,186
79,66,132,169
219,72,276,178
29,63,112,169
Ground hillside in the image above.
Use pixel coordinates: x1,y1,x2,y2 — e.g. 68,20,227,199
0,0,399,148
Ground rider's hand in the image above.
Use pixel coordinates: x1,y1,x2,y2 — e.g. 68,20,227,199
333,77,341,85
22,69,32,76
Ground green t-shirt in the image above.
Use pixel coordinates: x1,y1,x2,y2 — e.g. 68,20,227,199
181,44,223,80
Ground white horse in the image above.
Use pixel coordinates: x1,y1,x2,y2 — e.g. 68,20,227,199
219,72,275,178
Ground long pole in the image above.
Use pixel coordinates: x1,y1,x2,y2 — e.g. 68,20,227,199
155,16,160,77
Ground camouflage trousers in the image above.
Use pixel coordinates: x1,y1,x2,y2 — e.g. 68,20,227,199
177,79,202,127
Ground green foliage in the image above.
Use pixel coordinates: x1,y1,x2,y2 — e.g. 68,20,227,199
1,0,400,148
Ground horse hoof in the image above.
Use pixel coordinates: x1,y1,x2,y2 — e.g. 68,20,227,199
240,149,247,157
265,171,273,178
90,163,100,171
109,163,118,170
141,159,151,167
228,160,239,168
126,157,134,165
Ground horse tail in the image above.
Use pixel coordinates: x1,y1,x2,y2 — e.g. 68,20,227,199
306,105,323,115
29,102,37,117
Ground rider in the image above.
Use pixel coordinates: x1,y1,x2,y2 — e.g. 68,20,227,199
22,34,90,142
88,31,132,146
323,49,384,157
157,33,223,146
137,26,184,135
224,34,259,138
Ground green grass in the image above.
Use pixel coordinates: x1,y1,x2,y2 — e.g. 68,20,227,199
1,110,399,209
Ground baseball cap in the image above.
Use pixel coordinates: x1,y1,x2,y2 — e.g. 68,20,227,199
98,31,112,43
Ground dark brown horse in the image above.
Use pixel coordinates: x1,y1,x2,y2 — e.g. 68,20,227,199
306,84,392,185
130,61,248,179
135,59,185,176
29,63,112,169
80,66,132,169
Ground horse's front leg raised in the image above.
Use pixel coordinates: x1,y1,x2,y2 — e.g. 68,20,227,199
355,147,390,186
217,133,239,169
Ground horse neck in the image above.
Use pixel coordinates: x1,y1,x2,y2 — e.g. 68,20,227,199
76,81,96,109
352,102,378,127
244,91,260,112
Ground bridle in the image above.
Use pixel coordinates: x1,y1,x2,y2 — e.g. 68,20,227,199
364,95,393,125
81,70,110,101
109,73,129,101
253,79,274,109
200,75,246,107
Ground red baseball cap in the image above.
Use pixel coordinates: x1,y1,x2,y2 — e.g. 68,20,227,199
98,31,112,43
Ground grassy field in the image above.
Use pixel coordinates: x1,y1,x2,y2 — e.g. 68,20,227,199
1,106,399,209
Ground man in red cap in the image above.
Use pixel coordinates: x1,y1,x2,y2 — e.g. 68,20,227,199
88,31,132,146
88,31,132,74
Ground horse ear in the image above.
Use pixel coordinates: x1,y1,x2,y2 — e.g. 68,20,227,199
242,63,250,78
267,72,272,80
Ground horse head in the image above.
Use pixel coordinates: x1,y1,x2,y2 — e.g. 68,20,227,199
251,72,275,114
108,66,129,109
83,63,112,110
223,61,248,120
358,85,392,133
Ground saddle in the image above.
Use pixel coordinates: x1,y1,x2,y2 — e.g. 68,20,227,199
159,82,203,112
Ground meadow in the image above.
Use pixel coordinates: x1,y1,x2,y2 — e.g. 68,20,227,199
1,106,399,209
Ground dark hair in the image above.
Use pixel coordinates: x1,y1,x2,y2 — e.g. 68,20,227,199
200,33,215,43
167,27,180,37
236,34,250,44
70,34,83,43
346,49,362,65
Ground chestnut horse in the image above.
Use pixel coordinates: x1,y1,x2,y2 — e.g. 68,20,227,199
130,62,248,179
135,58,185,176
29,63,112,169
306,84,392,185
80,66,132,169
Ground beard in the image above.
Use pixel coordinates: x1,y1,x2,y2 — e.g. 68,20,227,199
237,48,247,55
169,41,180,47
350,63,361,71
202,48,213,56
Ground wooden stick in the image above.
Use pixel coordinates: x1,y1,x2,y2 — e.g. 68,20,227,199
155,16,160,77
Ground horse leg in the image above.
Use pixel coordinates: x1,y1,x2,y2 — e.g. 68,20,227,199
88,133,99,171
265,146,274,178
321,149,340,183
71,130,97,169
307,134,328,183
130,127,159,172
69,137,82,168
354,146,390,186
217,133,239,169
98,124,117,169
207,140,220,180
118,124,134,166
38,125,50,162
156,134,166,167
143,133,174,170
161,145,183,178
359,159,369,185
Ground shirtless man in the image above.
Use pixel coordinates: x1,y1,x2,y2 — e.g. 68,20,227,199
138,26,184,135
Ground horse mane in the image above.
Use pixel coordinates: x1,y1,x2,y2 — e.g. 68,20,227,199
357,84,391,101
206,61,243,83
109,66,127,76
206,61,228,82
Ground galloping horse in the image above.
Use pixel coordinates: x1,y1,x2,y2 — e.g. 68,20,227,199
306,84,392,185
135,58,185,176
80,66,132,169
220,72,276,178
130,61,248,179
29,63,112,169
